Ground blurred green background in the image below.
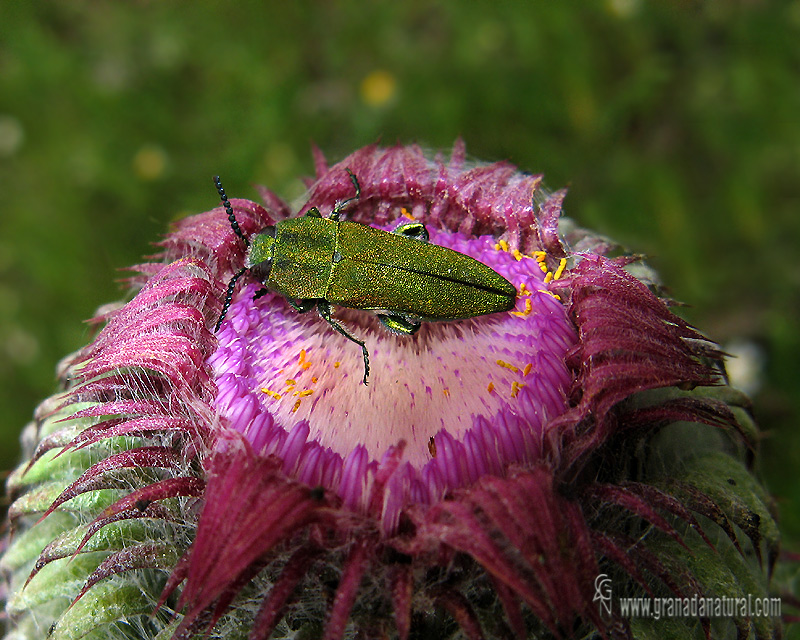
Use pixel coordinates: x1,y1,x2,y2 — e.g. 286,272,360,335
1,1,798,548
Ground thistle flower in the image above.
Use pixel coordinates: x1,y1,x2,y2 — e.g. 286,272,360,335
1,143,782,639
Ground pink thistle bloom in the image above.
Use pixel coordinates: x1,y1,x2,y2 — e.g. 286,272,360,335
1,143,782,639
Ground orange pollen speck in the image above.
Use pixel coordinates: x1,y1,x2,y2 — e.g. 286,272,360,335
292,399,302,413
487,382,495,394
511,381,525,398
523,363,533,377
401,207,415,220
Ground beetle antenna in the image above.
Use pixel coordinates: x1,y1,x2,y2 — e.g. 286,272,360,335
215,267,247,332
214,176,249,247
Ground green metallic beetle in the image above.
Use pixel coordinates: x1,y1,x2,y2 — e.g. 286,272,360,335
214,169,517,384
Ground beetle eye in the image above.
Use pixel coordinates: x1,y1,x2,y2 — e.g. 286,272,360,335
249,257,273,283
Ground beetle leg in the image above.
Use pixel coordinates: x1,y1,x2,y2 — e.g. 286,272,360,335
287,298,316,313
393,221,429,243
317,300,370,385
377,313,421,335
304,207,323,218
329,168,361,221
253,288,270,300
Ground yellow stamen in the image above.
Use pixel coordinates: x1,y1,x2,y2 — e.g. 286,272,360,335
292,399,302,413
294,389,314,398
512,249,523,261
261,388,282,400
333,362,341,368
511,298,533,317
496,359,519,373
401,207,415,220
487,382,495,394
553,258,567,280
498,239,509,252
285,379,296,387
443,388,450,398
511,381,526,398
538,289,562,300
297,349,311,370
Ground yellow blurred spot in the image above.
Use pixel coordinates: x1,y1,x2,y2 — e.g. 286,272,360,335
606,0,640,18
285,379,296,387
311,376,319,384
264,142,297,179
360,70,397,107
132,144,168,181
0,115,24,157
443,388,450,398
334,362,341,368
487,382,495,394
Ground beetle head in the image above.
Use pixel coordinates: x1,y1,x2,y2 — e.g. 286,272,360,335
246,226,276,283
